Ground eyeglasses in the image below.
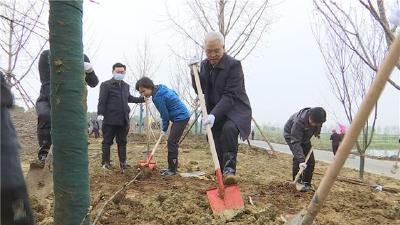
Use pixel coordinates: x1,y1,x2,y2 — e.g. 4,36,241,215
206,48,222,55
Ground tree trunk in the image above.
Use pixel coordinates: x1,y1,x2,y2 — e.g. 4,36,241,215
194,111,199,134
199,115,203,134
359,153,365,180
49,0,90,224
218,0,225,38
139,103,144,134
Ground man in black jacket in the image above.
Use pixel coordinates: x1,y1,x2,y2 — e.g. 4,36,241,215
284,107,326,192
330,129,342,155
33,49,99,167
189,31,252,185
1,72,35,225
97,63,144,170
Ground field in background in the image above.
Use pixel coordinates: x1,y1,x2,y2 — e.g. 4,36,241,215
256,128,399,152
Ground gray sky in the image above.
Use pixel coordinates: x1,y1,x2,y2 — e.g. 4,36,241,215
4,0,400,130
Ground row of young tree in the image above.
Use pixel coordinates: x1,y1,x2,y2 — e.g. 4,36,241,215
1,0,398,180
313,0,400,179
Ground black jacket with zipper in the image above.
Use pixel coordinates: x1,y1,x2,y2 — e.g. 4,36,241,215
97,78,144,126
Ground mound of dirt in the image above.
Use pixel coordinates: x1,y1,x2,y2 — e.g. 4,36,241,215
10,108,37,152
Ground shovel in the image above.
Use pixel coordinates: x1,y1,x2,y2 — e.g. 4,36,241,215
139,133,165,171
293,149,314,191
25,148,53,207
192,64,244,219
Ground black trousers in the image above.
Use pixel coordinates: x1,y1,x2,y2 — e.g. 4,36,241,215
167,119,189,160
1,108,34,225
286,139,315,183
212,119,240,174
90,128,100,138
101,124,129,164
332,143,339,155
36,100,51,157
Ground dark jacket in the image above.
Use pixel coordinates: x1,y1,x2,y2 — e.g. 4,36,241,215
37,49,99,102
91,119,100,130
192,54,252,139
284,108,322,162
1,72,35,224
152,85,190,132
97,79,144,126
330,133,342,146
1,72,13,108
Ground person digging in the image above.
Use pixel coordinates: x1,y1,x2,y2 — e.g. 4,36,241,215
189,31,252,185
32,49,99,167
136,77,190,176
284,107,326,192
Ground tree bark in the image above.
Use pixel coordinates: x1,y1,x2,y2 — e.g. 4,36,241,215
359,154,365,180
49,0,90,224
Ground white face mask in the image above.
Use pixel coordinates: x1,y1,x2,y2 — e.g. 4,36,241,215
113,73,125,81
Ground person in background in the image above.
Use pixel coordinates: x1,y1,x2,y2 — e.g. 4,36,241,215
97,63,144,170
136,77,190,176
1,72,35,225
284,107,326,192
33,49,99,167
90,117,100,138
330,128,343,156
251,129,255,140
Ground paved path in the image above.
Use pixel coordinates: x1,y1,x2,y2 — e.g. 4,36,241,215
246,140,400,180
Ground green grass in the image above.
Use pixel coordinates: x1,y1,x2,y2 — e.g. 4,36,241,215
256,129,399,151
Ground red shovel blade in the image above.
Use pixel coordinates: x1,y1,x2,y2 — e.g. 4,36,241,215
139,160,156,171
206,185,245,219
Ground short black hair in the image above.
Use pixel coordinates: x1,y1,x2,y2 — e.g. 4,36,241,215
135,76,154,91
309,107,326,124
112,62,126,70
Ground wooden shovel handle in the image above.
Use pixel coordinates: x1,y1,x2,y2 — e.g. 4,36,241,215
192,65,225,192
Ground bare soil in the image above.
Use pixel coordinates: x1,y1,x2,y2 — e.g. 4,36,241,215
10,109,400,225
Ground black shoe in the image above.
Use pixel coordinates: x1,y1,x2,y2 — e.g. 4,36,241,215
223,168,237,185
101,163,112,170
296,181,312,192
30,157,46,169
159,168,168,174
120,161,131,170
161,169,176,177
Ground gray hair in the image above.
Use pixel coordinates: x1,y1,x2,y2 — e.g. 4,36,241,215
204,31,225,46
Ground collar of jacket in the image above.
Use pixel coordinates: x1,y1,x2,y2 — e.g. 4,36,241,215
111,78,124,85
207,53,227,70
152,85,160,97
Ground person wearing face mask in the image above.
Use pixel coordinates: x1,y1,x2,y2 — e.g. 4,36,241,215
284,107,326,192
97,63,145,170
188,31,252,185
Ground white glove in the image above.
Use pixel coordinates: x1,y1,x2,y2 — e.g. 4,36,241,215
160,130,167,136
84,62,94,73
187,56,200,67
97,115,104,121
299,162,307,170
202,114,215,128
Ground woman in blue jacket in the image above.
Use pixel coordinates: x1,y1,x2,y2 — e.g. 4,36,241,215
136,77,190,176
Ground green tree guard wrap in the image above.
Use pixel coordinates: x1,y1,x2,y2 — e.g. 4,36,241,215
49,1,90,224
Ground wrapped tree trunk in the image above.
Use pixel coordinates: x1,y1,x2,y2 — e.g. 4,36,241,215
49,1,90,224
